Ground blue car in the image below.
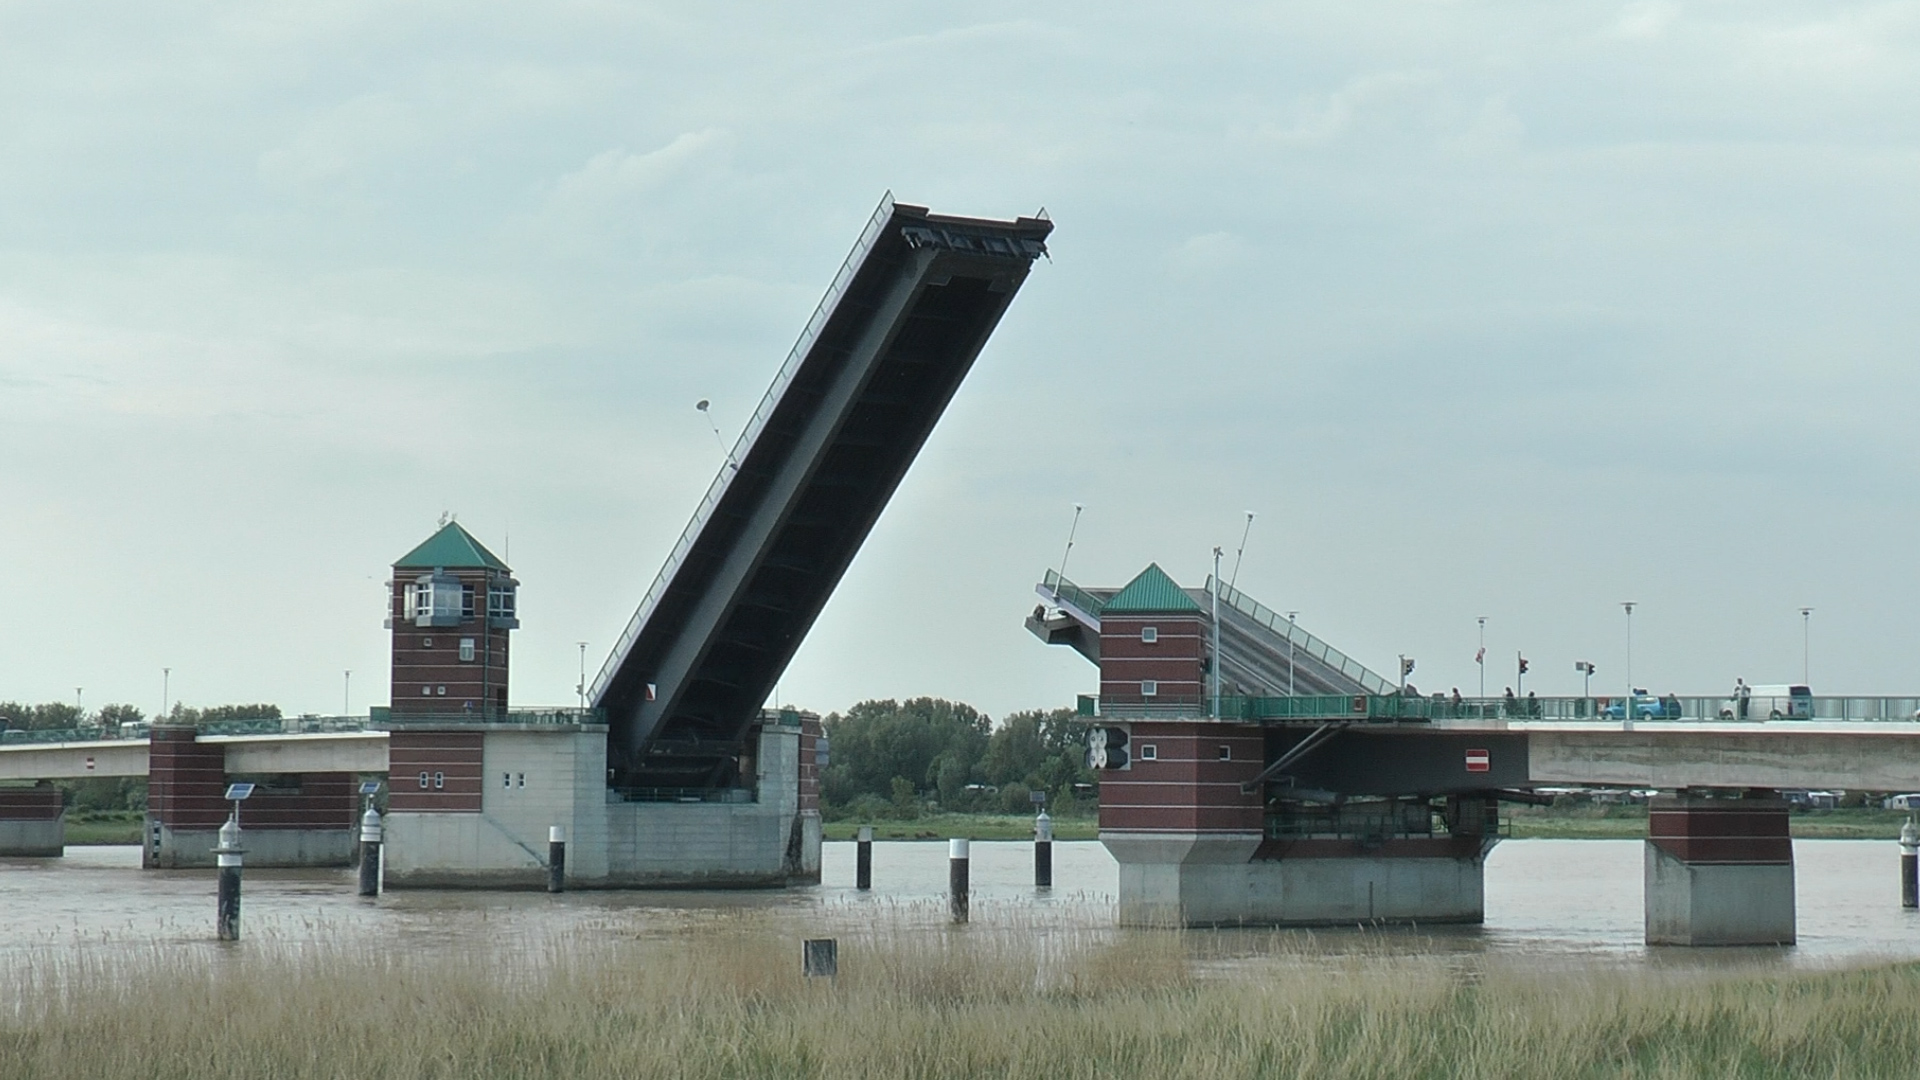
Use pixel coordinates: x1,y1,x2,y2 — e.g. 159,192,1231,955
1600,693,1681,720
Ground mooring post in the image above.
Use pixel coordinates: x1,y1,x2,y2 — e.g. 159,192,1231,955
214,816,243,941
548,825,567,894
856,825,873,890
1034,810,1053,889
949,837,970,923
357,804,383,898
1901,818,1917,909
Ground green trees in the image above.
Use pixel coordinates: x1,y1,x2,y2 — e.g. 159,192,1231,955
0,702,83,731
819,698,1093,819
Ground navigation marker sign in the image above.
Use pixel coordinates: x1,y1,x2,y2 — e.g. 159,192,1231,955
1465,748,1490,773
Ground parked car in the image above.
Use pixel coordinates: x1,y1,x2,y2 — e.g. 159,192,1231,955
1885,794,1920,811
1600,692,1681,720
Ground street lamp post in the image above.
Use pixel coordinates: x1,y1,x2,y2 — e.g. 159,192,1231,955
161,668,170,721
1210,547,1223,719
576,642,589,711
1477,617,1487,699
1800,607,1813,686
1622,602,1638,704
343,670,351,717
1285,611,1298,696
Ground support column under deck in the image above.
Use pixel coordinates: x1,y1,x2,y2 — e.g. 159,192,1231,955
1645,793,1795,946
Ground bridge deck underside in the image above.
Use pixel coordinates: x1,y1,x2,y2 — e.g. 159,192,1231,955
597,204,1050,787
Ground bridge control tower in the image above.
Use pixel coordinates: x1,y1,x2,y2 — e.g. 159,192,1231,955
386,521,518,717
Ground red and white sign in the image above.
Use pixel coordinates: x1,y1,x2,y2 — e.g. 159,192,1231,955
84,756,95,772
1465,748,1490,773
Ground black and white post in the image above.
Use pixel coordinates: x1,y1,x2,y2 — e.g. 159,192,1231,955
856,825,873,891
1901,818,1917,910
214,815,243,941
1034,810,1053,889
948,838,970,923
548,825,567,893
357,803,383,898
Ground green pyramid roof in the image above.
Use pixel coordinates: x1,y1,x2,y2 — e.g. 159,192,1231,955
1103,563,1201,613
393,521,509,572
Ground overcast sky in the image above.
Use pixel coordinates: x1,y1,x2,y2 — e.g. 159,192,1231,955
4,2,1918,721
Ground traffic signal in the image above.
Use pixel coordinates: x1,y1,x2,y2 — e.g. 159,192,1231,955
1087,726,1129,770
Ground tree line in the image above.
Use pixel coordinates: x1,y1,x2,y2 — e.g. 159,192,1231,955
0,702,283,733
819,698,1094,820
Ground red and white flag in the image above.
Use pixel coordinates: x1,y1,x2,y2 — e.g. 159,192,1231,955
1474,647,1486,664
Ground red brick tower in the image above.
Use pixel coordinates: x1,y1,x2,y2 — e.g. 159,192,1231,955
1097,563,1207,711
387,521,518,718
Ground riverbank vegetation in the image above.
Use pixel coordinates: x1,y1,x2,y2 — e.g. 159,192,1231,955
4,917,1920,1078
819,698,1097,820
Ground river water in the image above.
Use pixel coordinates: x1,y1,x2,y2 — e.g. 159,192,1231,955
3,840,1918,971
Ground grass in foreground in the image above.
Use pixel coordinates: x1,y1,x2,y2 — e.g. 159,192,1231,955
5,918,1920,1079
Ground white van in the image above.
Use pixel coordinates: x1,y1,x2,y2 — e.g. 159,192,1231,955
1719,684,1812,721
1884,794,1920,811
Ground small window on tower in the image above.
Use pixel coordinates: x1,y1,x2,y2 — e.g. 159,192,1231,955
459,639,475,662
1141,680,1158,697
436,685,446,696
1140,744,1158,761
1218,745,1232,761
1141,626,1158,644
420,686,431,696
461,586,475,619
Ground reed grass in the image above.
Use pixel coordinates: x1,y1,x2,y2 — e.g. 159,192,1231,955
4,913,1919,1079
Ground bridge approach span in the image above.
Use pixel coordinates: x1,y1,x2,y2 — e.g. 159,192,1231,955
592,198,1051,787
0,731,388,781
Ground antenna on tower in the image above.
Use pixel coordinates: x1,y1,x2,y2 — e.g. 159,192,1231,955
438,510,452,528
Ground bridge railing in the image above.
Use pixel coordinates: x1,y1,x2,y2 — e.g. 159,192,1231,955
1087,694,1920,724
0,714,380,744
375,707,604,729
1040,569,1109,622
1206,577,1398,696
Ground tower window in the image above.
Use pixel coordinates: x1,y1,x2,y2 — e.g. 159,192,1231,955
1141,680,1158,697
1140,627,1158,643
1140,745,1158,761
420,686,431,696
436,685,446,696
489,585,516,621
459,639,475,662
461,586,475,619
1218,745,1232,761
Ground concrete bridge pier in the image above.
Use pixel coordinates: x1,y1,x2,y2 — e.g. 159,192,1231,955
1645,791,1794,946
0,783,64,856
145,725,359,868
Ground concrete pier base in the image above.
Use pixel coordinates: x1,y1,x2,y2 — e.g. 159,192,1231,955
382,716,823,889
1645,793,1795,946
1105,832,1490,927
0,786,65,856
